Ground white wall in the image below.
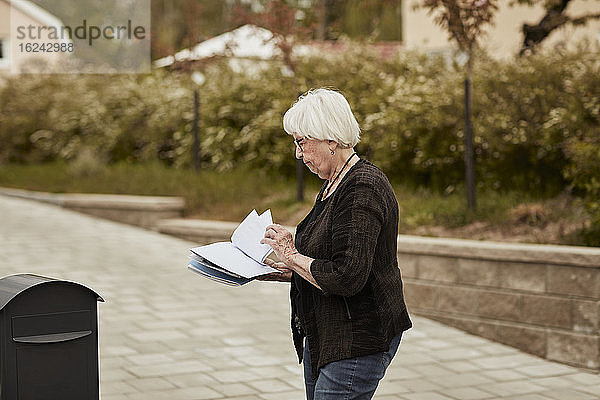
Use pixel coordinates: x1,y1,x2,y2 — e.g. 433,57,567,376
402,0,600,58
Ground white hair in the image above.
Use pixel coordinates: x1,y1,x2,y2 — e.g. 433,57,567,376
283,88,361,148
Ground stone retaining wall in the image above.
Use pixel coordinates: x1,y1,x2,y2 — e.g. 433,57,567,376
398,236,600,371
0,188,185,229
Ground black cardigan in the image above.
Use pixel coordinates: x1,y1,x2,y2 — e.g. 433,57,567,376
291,159,412,378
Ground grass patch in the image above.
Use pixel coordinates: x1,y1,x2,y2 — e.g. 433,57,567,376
396,186,541,231
0,161,322,225
0,162,590,244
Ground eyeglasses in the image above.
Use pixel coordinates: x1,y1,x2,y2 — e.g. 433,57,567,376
294,137,307,152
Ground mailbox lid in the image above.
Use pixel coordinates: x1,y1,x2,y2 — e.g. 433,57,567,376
0,274,104,311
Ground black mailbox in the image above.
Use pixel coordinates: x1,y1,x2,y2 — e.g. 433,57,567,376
0,274,103,400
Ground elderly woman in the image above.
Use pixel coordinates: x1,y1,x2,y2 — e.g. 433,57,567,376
260,88,412,400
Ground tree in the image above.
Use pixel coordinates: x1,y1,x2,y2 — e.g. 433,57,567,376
513,0,600,55
232,0,312,201
150,0,232,59
420,0,498,210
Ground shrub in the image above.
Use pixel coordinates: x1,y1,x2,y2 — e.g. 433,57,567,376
0,43,598,215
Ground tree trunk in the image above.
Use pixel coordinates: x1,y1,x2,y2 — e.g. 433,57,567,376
316,0,327,40
520,0,570,55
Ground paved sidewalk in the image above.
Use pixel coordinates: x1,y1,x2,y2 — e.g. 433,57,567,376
1,195,599,400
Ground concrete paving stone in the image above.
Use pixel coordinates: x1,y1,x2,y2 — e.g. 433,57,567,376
398,352,443,366
258,390,306,400
429,348,485,362
477,381,548,397
284,369,305,383
127,377,177,391
125,360,213,378
502,394,555,400
440,361,484,373
164,373,219,388
166,339,223,352
199,346,252,359
285,377,306,390
395,378,445,392
472,343,522,357
100,368,137,382
375,380,413,395
124,386,224,400
397,342,423,353
102,345,139,357
424,372,494,388
384,366,423,380
414,339,456,350
373,396,406,400
413,364,457,377
125,353,176,365
400,391,456,400
223,346,274,358
251,365,299,377
222,336,259,346
566,372,600,385
209,369,264,383
241,355,293,367
515,363,580,378
135,319,193,330
440,387,495,400
471,354,544,370
189,326,250,338
100,380,139,395
245,378,296,393
208,382,257,397
119,304,155,313
525,375,578,390
101,356,133,369
539,388,600,400
151,309,213,321
247,339,291,352
579,384,600,396
151,302,195,312
199,356,246,370
446,335,491,347
126,341,173,354
480,369,529,382
100,395,129,400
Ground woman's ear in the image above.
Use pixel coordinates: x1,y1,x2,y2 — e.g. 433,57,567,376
328,140,338,152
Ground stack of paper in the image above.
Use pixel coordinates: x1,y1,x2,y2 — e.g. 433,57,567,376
187,209,279,286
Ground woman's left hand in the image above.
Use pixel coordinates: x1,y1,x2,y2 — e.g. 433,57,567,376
261,224,298,267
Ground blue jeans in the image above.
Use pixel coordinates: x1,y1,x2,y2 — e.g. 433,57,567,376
303,333,403,400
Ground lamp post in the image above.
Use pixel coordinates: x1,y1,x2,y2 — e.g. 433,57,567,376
191,71,206,173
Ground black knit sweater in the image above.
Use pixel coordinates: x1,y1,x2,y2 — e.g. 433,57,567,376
291,159,412,378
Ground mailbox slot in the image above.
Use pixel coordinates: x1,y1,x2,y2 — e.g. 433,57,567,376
12,310,92,343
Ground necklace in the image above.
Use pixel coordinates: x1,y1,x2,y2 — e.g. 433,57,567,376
322,152,357,200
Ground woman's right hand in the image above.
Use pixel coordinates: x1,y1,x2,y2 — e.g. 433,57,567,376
257,258,293,282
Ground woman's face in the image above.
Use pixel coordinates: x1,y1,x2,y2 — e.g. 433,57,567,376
293,133,334,180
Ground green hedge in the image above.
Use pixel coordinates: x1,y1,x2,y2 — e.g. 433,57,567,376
1,44,598,208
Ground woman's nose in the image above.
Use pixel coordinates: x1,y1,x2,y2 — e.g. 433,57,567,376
295,147,303,160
